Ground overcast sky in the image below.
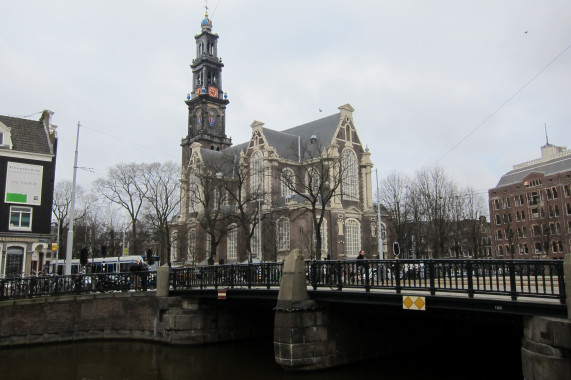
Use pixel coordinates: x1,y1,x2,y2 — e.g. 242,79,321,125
1,0,570,198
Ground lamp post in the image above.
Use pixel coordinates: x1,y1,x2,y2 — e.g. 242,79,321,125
64,122,81,276
376,169,384,259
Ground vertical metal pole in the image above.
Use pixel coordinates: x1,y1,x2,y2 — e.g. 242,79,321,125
54,221,60,274
65,122,80,276
375,169,384,259
258,198,262,262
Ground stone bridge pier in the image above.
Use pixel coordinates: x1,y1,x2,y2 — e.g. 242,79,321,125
273,249,411,370
520,254,571,380
273,250,571,378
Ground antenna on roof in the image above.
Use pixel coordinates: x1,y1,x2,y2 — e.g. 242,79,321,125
544,123,549,145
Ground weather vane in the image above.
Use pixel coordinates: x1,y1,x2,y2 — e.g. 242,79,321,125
204,0,209,16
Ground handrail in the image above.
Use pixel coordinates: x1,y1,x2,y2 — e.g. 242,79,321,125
0,271,156,301
1,259,564,304
171,259,565,303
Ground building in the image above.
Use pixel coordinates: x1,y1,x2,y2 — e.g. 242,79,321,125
0,111,58,277
488,141,571,259
171,13,381,265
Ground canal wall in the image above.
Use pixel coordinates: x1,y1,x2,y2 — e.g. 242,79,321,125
0,292,273,347
0,293,159,346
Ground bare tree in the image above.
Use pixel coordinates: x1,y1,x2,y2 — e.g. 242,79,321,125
457,187,488,258
142,161,181,265
380,171,412,257
52,180,91,259
279,140,347,259
94,163,148,256
187,164,233,264
215,152,264,262
410,166,457,258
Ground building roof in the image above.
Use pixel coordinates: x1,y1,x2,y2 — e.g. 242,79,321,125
495,153,571,187
0,114,54,156
262,112,341,161
195,111,343,174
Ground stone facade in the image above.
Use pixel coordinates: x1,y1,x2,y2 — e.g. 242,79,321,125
172,15,379,266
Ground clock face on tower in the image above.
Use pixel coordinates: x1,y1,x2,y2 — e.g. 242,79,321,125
208,86,218,98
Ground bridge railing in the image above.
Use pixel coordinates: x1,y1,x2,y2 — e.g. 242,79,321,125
171,263,283,290
170,259,564,303
307,259,566,303
0,271,157,300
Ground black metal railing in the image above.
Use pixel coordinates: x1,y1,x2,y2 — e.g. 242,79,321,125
171,259,565,303
0,271,157,301
2,259,564,303
171,262,283,290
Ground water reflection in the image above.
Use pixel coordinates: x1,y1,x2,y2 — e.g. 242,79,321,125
0,337,520,380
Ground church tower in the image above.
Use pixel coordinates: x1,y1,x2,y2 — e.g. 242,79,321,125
181,6,231,156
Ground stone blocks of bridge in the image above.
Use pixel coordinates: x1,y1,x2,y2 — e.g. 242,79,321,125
521,316,571,380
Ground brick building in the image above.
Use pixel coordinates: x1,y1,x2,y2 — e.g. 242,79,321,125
171,13,381,265
0,111,58,277
488,141,571,259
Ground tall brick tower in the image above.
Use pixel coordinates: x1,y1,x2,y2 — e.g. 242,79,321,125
181,5,231,160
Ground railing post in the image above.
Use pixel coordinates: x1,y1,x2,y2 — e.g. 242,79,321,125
311,261,317,291
200,267,205,290
364,260,370,292
466,261,474,298
264,263,272,290
248,264,252,289
336,261,343,291
428,260,436,296
394,260,401,294
509,260,517,301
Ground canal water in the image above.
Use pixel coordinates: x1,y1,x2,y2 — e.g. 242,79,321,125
0,336,522,380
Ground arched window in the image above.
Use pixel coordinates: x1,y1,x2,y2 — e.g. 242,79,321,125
214,185,227,209
342,149,358,200
345,219,360,257
227,225,237,260
252,223,261,260
313,219,327,256
276,217,290,251
307,168,320,195
281,168,295,198
251,151,263,195
6,246,24,277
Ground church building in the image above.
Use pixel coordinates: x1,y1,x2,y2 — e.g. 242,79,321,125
171,11,381,265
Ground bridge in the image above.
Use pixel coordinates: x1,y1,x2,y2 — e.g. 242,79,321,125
1,252,570,379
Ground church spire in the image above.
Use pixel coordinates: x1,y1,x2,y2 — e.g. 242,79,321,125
181,4,231,153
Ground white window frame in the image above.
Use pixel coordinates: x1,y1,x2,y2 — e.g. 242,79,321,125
227,225,237,260
281,168,295,198
252,223,261,259
307,168,320,195
276,217,290,251
9,206,32,231
342,149,358,200
345,218,360,258
251,151,263,195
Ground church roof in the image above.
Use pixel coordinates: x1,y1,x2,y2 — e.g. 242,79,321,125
0,114,53,155
261,112,341,161
495,154,571,187
194,111,344,174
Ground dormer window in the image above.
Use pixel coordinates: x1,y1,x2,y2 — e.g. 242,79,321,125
0,121,13,148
